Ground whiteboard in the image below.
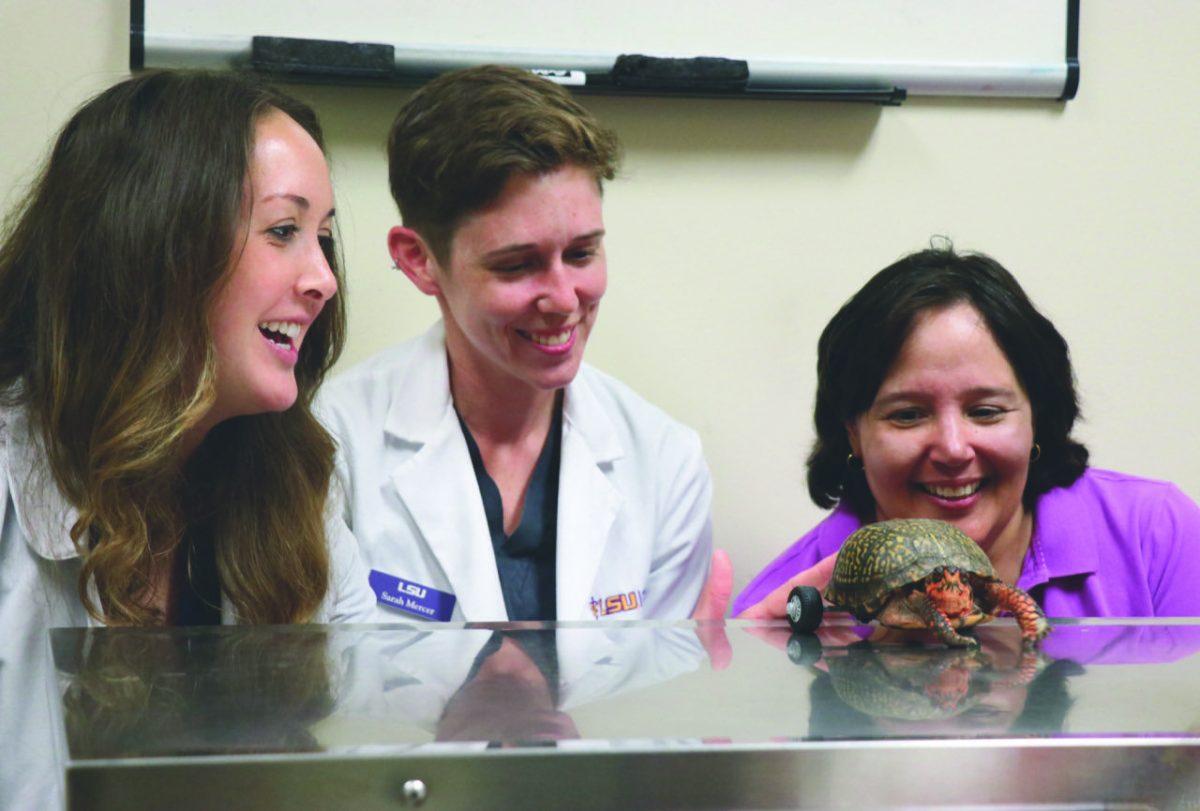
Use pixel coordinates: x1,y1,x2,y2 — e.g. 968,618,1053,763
133,0,1079,100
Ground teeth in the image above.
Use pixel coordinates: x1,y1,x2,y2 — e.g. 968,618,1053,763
529,329,572,347
925,483,981,499
258,321,302,343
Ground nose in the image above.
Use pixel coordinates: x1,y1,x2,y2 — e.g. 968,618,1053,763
929,413,974,466
536,261,579,315
300,240,338,302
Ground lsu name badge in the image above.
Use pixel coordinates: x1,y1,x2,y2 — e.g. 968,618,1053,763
590,589,646,618
369,569,456,621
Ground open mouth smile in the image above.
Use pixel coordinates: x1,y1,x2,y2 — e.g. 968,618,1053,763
516,326,577,354
919,481,983,501
258,320,302,357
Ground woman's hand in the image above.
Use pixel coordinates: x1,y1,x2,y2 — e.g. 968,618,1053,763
735,551,839,620
691,548,733,621
691,549,734,669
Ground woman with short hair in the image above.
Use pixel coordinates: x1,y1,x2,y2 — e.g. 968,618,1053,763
321,65,723,623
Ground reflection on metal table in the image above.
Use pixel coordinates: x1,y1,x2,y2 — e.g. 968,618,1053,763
47,617,1200,810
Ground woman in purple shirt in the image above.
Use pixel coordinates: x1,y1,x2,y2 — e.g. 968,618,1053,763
736,247,1200,619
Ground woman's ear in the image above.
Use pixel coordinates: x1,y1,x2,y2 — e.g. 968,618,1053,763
845,420,863,458
388,226,442,297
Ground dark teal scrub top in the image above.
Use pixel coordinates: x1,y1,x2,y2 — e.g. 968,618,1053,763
458,394,562,621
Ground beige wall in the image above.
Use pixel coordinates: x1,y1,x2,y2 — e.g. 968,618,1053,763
3,2,1197,596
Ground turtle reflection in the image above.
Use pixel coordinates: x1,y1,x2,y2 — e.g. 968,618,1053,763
793,629,1082,736
827,645,1001,721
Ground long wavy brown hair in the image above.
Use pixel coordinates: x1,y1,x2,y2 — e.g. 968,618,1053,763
0,71,346,625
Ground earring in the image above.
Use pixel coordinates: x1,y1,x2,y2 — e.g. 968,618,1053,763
846,454,864,471
1030,443,1041,462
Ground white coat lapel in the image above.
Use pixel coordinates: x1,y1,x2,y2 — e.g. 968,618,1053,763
4,405,80,562
3,404,103,628
388,413,505,620
383,324,506,621
555,371,624,621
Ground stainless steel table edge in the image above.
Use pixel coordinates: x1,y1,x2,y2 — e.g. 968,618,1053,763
66,735,1200,810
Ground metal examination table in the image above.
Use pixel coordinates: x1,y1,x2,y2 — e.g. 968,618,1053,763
47,617,1200,809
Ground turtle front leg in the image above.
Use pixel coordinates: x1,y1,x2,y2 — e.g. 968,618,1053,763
981,581,1050,645
906,591,979,648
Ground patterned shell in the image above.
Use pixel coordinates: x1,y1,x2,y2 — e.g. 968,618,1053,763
824,518,997,619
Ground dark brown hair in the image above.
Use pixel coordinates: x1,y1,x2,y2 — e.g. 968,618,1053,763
387,64,620,262
807,246,1089,520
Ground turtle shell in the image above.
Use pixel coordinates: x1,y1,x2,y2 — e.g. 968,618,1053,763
824,519,997,621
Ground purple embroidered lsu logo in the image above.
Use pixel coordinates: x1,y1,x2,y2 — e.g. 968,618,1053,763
590,589,645,618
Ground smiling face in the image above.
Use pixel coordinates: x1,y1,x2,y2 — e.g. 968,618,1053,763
847,303,1035,554
206,110,337,428
401,164,606,399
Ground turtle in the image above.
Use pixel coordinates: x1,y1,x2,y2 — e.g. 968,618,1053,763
786,518,1049,648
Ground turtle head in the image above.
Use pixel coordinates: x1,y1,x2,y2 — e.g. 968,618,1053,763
924,568,974,618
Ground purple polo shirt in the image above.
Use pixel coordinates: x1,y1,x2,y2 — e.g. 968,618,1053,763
732,468,1200,619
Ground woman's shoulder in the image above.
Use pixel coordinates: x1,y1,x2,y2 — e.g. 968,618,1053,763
802,505,864,553
316,323,448,442
0,402,80,562
1039,466,1200,562
1054,471,1200,616
0,391,28,443
311,510,379,624
1046,467,1197,513
731,506,861,615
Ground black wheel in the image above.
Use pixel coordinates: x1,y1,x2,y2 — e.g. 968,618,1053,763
785,586,824,634
786,632,824,666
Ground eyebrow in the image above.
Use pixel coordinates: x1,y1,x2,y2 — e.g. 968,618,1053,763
480,229,605,262
873,386,1020,408
259,193,335,219
261,192,309,209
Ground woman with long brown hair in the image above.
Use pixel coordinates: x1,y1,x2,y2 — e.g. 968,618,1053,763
0,69,374,804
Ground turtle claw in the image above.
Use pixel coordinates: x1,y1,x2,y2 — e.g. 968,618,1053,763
940,630,980,649
1021,628,1048,651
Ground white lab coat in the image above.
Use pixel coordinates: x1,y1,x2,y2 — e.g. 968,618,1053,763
319,321,714,623
0,402,377,810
